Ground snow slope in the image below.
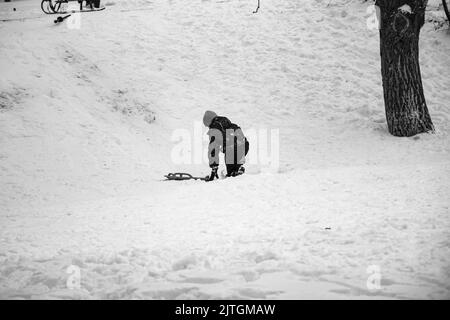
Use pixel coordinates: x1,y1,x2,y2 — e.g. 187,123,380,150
0,0,449,299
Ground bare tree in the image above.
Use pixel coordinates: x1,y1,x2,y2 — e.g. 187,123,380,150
375,0,434,137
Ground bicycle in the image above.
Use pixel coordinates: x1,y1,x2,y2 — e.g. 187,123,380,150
443,0,450,23
41,0,103,14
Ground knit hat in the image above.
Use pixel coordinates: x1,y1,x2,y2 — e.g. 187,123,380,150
203,110,217,127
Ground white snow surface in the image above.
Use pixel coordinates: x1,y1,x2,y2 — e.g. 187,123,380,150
0,0,450,299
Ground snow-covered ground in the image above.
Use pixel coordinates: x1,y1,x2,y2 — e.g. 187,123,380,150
0,0,449,299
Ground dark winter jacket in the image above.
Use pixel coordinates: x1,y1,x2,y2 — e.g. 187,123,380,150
207,116,247,168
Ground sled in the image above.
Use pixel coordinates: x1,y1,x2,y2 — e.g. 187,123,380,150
164,170,245,181
41,0,106,15
164,173,207,181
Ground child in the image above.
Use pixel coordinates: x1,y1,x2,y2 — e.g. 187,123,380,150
203,110,249,181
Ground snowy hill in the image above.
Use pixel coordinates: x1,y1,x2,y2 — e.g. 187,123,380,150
0,0,449,299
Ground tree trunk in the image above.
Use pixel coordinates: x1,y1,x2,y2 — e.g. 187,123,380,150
376,0,434,137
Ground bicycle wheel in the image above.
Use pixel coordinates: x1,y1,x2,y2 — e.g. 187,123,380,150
41,0,53,14
443,0,450,23
41,0,68,14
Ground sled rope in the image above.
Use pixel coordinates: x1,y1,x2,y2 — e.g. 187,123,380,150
164,173,207,181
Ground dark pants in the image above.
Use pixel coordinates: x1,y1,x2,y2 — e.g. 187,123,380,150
225,137,249,176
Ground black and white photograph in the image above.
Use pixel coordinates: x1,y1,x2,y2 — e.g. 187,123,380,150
0,0,449,302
